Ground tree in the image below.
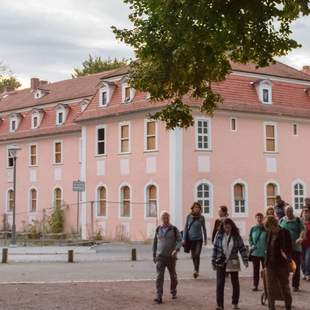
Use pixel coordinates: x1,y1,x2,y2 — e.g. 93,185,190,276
72,55,127,77
113,0,310,129
0,61,21,93
0,76,21,93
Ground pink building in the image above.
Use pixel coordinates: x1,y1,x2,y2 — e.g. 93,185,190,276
1,62,310,240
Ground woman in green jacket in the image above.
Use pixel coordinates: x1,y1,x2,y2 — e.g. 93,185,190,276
249,213,267,291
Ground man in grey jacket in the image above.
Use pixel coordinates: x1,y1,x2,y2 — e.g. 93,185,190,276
153,210,182,304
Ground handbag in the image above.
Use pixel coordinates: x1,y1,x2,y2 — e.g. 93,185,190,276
183,216,199,253
226,258,241,272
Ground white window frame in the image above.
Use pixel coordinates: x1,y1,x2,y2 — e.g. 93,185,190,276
29,143,38,167
292,179,307,210
7,148,14,168
195,117,212,151
9,116,18,132
52,186,63,208
96,184,108,218
264,122,278,153
231,179,249,218
144,182,159,219
194,179,213,219
122,83,135,103
95,125,107,156
259,81,272,105
6,188,14,213
99,87,109,107
264,180,280,208
119,182,132,219
31,112,41,129
119,121,131,154
144,119,158,152
28,187,38,213
53,140,63,165
230,117,237,132
56,106,67,126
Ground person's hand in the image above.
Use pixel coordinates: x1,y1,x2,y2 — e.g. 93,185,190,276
244,262,249,268
171,250,177,258
182,240,186,246
296,238,303,245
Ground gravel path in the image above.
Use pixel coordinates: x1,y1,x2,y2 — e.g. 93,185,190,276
0,278,309,310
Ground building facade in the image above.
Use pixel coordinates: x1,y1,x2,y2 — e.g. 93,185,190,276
1,62,310,240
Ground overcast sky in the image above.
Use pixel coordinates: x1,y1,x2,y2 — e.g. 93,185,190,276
1,0,310,88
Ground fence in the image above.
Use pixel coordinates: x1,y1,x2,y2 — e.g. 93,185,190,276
0,200,159,244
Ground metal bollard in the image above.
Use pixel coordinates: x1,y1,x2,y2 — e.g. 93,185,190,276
131,248,137,261
68,249,74,263
2,248,8,263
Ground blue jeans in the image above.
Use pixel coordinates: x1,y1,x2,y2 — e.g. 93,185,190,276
305,247,310,276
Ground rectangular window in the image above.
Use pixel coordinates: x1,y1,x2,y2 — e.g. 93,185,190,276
54,141,62,164
10,119,16,132
8,150,14,168
262,89,269,103
265,124,276,152
32,116,38,128
293,123,298,136
231,118,237,131
29,144,37,166
101,91,107,106
96,126,106,155
57,112,64,125
120,123,130,153
124,87,131,102
145,120,157,151
196,119,210,150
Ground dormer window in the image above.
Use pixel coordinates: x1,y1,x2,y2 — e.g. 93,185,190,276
122,83,135,104
33,115,38,128
31,108,44,129
252,79,272,105
98,81,115,107
9,113,22,133
55,104,68,126
262,88,269,103
10,119,17,132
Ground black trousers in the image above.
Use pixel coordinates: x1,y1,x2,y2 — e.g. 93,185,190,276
251,256,265,288
216,266,240,307
189,240,203,272
292,251,301,289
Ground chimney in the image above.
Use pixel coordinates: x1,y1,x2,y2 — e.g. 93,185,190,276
31,78,40,90
40,80,48,86
302,66,310,75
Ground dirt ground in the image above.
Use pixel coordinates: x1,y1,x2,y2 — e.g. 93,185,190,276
0,278,309,310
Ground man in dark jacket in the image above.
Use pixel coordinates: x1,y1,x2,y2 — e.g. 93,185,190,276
265,216,293,310
153,210,182,304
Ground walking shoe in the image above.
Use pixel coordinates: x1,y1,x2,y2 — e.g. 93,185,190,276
154,297,162,304
193,271,199,279
172,293,177,299
307,276,310,281
216,306,224,310
293,287,299,292
252,287,258,291
232,304,240,309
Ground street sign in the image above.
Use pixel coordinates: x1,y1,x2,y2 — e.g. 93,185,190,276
73,180,85,192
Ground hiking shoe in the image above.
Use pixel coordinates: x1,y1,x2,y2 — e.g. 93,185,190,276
293,287,299,292
154,297,162,304
172,293,177,300
252,287,258,292
216,306,224,310
193,271,199,279
232,304,240,309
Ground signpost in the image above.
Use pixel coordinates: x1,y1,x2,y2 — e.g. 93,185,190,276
72,180,85,235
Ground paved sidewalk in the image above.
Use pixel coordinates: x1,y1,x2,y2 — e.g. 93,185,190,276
0,278,309,310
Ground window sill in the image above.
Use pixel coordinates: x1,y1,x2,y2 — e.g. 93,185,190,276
53,163,64,166
96,216,108,220
232,213,248,218
143,150,159,154
195,149,213,153
29,165,39,168
95,154,107,158
263,152,279,155
118,152,132,156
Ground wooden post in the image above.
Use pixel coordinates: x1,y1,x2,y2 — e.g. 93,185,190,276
2,248,8,263
68,249,74,263
131,248,137,261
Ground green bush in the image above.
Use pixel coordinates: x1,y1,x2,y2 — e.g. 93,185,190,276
48,206,64,233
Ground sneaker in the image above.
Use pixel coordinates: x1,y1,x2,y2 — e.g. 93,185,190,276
154,297,162,304
216,306,224,310
232,304,240,309
293,287,299,292
172,293,177,300
193,271,199,279
252,287,258,292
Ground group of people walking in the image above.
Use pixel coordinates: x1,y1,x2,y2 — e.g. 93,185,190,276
152,196,310,310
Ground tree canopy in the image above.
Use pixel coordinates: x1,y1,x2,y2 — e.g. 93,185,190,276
113,0,310,129
0,61,21,93
72,55,127,77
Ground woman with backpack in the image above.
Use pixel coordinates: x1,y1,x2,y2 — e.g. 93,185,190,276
249,213,267,291
183,202,207,279
212,218,249,310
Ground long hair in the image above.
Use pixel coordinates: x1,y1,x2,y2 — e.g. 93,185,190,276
191,201,202,215
219,218,240,236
